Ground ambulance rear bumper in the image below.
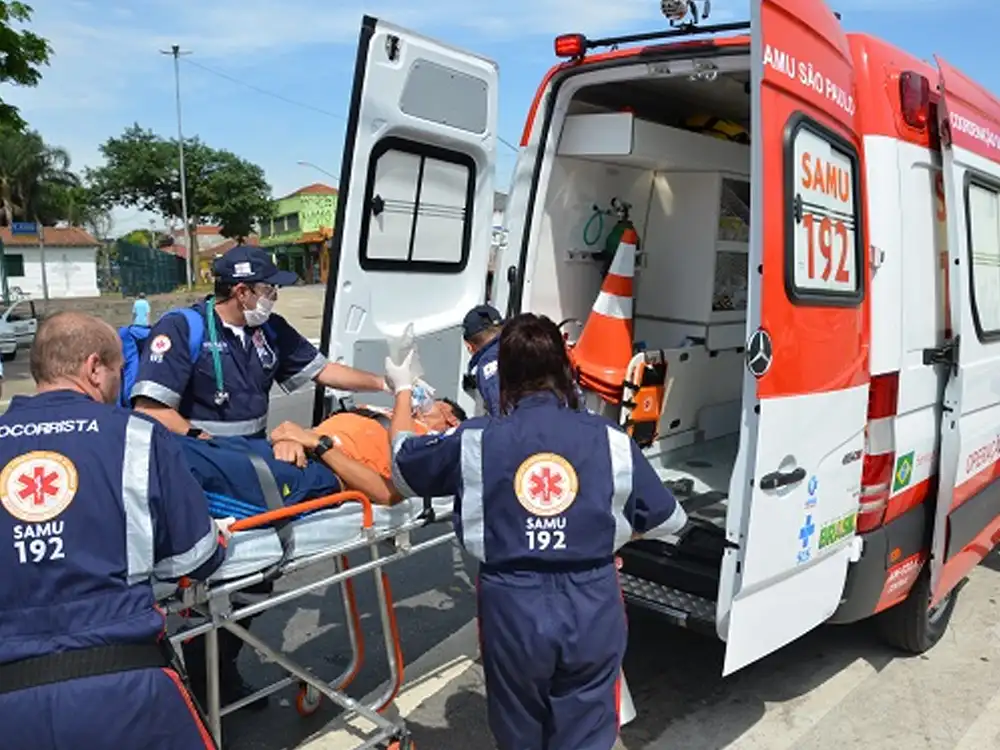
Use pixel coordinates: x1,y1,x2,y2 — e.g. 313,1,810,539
828,498,931,624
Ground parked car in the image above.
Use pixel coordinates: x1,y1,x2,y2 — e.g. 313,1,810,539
0,327,16,361
0,299,39,360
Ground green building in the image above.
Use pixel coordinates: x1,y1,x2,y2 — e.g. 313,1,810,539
259,183,337,283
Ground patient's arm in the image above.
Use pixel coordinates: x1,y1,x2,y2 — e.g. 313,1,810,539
317,447,400,506
269,420,401,505
273,439,307,468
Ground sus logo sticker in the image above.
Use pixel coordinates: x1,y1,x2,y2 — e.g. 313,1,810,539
1,451,79,523
515,453,579,517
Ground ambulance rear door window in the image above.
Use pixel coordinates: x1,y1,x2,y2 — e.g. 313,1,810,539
359,136,476,274
784,114,865,307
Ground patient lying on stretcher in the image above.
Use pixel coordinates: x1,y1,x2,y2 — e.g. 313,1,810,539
178,399,467,515
269,397,467,504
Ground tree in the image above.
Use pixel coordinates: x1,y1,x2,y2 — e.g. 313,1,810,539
87,125,274,263
0,2,52,132
0,125,83,226
120,228,155,247
48,184,113,239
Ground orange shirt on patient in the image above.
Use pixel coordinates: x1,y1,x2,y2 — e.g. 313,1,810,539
313,410,429,480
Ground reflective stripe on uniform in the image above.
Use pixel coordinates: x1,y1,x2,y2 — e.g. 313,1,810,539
391,432,419,499
460,428,486,561
643,502,689,541
189,415,268,437
153,528,218,580
122,415,155,584
606,426,635,551
130,380,182,409
279,352,328,394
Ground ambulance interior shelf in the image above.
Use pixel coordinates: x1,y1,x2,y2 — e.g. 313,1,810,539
556,110,750,352
543,108,752,587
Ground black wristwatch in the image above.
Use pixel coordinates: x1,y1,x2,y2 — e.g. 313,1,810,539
313,435,334,459
186,427,204,438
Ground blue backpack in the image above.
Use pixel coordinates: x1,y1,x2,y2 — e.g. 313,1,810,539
118,308,205,408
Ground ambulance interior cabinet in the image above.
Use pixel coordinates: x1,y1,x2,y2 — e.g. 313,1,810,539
635,171,750,328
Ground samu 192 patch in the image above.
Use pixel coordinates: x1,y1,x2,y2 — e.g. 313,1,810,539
893,451,914,493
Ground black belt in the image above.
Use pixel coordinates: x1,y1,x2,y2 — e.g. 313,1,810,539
0,642,171,695
480,557,615,575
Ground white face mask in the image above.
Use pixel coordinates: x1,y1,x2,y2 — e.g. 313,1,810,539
243,295,275,327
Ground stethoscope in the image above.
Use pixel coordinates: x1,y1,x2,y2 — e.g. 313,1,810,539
206,297,230,406
205,295,277,406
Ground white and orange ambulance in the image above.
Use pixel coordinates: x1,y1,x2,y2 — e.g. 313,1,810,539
316,0,1000,675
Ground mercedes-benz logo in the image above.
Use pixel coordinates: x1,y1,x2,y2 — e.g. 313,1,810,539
746,328,773,377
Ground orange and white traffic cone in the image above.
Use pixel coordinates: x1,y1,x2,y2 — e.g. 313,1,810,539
570,226,638,404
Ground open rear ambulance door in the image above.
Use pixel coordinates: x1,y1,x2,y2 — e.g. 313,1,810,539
929,58,1000,604
718,0,869,675
315,15,497,419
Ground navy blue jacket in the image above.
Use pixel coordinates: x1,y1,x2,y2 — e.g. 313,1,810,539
468,337,500,417
130,299,326,437
392,392,686,568
0,390,225,665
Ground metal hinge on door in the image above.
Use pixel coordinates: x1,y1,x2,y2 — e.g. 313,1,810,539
922,335,959,376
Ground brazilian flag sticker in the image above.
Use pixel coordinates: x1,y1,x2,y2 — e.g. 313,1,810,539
893,452,914,493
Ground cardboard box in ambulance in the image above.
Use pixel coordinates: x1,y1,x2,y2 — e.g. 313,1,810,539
317,0,1000,676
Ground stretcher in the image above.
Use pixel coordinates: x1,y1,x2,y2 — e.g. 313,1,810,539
155,489,457,750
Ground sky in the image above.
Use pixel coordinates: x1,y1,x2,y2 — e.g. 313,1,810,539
5,0,996,236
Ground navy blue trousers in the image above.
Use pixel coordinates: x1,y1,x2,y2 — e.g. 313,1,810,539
0,667,215,749
478,564,627,750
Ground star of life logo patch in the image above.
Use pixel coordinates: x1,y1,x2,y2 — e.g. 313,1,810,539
0,451,79,523
150,335,172,355
514,452,579,517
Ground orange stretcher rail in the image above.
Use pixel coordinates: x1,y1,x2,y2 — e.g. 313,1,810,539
228,489,375,532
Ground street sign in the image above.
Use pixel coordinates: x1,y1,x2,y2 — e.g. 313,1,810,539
10,222,37,236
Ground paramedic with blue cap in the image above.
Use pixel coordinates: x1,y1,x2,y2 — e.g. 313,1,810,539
130,244,391,712
0,311,228,750
386,312,688,750
462,303,503,416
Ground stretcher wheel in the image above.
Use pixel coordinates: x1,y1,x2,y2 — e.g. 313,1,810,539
295,684,322,716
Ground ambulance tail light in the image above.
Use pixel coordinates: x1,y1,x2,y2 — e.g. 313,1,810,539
555,33,587,58
900,71,931,130
858,373,900,533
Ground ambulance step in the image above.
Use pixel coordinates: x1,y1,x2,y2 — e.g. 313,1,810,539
619,573,716,633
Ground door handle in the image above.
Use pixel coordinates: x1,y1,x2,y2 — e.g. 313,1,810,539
759,467,806,491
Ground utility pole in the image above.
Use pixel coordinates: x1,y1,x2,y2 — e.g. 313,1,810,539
37,220,49,302
161,44,193,289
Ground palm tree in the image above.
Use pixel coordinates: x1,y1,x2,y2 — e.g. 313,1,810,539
0,127,81,226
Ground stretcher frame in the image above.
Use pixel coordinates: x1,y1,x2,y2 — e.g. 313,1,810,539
159,490,457,750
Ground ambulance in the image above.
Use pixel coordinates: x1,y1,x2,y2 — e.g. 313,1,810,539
316,0,1000,676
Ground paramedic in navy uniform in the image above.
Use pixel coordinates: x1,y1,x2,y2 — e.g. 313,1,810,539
130,244,390,711
0,312,227,750
386,312,688,750
462,303,503,416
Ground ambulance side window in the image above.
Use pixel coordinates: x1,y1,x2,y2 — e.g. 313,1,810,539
359,136,476,273
784,115,865,306
964,176,1000,339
